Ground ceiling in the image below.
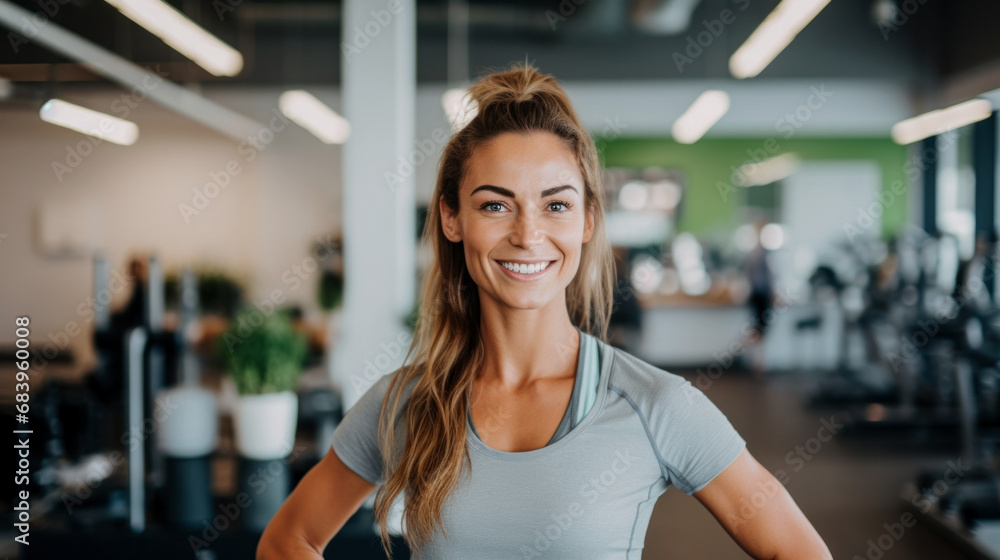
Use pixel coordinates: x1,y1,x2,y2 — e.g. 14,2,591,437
0,0,998,102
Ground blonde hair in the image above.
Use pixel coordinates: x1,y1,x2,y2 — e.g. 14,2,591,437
372,61,616,558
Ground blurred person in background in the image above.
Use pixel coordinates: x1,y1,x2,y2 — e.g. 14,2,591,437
111,256,148,332
744,218,774,378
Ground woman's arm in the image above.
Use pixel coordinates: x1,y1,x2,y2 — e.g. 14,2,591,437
692,448,832,560
256,448,378,559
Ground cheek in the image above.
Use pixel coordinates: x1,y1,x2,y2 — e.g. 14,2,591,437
553,227,586,256
461,236,494,277
463,221,505,254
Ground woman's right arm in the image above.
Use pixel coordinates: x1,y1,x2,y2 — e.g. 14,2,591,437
256,448,378,559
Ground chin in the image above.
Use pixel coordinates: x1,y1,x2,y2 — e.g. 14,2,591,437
496,290,557,310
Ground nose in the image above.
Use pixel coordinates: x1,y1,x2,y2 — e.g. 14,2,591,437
510,211,544,250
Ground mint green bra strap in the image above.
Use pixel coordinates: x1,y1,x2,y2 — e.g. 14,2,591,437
574,332,601,425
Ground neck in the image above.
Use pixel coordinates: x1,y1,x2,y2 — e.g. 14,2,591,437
476,294,580,391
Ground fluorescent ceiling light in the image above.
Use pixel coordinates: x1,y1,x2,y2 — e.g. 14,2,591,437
104,0,243,77
891,99,993,145
279,90,350,144
442,88,478,132
672,90,729,144
736,153,800,186
729,0,830,79
40,99,139,145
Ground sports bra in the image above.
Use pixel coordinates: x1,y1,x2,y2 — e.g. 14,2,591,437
466,326,602,446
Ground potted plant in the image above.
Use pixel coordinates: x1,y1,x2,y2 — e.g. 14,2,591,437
218,307,308,460
315,235,345,364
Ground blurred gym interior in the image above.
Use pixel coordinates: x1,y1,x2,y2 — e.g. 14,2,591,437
4,0,1000,558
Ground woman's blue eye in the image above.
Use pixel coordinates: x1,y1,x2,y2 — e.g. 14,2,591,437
478,200,573,212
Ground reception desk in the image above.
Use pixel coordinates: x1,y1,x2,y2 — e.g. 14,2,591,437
632,285,838,372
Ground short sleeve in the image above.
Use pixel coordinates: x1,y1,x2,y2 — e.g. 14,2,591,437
647,373,746,495
329,374,395,485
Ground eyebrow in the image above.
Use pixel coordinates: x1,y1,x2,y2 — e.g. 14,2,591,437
469,184,578,198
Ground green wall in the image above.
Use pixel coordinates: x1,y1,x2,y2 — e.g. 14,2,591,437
597,136,910,240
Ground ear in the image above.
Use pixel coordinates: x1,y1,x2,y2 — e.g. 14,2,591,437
439,195,462,243
582,206,595,244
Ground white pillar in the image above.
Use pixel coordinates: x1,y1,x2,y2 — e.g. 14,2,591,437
333,0,417,410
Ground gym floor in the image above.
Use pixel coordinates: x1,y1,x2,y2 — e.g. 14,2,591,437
645,368,968,560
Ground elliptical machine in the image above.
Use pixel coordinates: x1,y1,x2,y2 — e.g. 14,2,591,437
805,236,900,408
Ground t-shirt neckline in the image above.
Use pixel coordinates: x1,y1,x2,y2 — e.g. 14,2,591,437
465,327,612,461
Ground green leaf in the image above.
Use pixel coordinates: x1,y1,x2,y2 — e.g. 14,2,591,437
218,307,308,396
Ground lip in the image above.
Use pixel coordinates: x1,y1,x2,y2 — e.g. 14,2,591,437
494,259,556,280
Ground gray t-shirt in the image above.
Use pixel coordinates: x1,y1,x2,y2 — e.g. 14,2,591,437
330,328,746,559
468,326,602,447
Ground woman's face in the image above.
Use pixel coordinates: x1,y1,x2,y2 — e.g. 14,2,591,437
441,131,594,310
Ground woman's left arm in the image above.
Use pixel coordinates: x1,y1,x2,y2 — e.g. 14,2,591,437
692,447,833,560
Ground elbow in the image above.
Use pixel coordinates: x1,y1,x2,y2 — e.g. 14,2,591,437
256,526,324,560
767,534,832,560
810,534,834,560
255,536,275,560
256,529,284,560
809,550,834,560
773,542,832,560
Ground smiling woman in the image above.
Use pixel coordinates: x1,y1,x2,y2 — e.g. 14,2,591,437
256,61,833,560
442,129,595,313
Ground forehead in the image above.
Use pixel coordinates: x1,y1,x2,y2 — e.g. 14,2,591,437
461,131,583,195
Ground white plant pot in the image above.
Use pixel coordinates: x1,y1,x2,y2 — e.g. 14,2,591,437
233,391,298,460
156,386,218,457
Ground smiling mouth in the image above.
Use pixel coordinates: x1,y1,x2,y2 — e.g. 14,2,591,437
495,259,556,276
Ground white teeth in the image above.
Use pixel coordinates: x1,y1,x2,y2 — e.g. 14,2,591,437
500,261,550,274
